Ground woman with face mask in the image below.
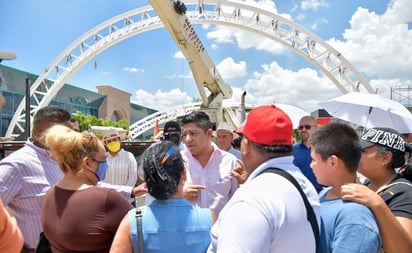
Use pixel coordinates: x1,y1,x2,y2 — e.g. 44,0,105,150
40,125,133,253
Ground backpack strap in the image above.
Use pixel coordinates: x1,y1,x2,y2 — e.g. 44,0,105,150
258,167,320,251
135,206,145,253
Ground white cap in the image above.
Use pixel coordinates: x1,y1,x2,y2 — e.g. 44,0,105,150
102,129,120,142
89,126,127,140
0,50,17,61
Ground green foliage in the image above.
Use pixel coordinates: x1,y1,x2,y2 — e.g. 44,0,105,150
70,111,129,132
293,129,301,142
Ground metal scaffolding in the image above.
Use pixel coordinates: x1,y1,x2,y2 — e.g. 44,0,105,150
391,86,412,108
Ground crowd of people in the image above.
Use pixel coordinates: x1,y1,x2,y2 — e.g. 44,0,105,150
0,103,412,253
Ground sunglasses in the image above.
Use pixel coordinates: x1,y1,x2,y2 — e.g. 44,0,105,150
298,125,316,131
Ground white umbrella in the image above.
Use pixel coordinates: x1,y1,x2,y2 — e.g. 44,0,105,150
275,103,310,129
319,92,412,133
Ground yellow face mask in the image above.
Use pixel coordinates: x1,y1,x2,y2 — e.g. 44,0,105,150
106,140,121,153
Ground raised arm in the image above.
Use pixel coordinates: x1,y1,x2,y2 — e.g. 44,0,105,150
341,183,412,253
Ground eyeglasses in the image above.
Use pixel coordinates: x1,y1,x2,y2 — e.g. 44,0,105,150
298,125,317,131
91,157,106,164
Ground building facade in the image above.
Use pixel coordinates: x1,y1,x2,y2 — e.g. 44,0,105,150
0,65,157,139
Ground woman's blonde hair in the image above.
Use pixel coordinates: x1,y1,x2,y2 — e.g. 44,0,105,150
45,125,99,173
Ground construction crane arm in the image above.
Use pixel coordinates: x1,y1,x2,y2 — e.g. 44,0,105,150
149,0,233,108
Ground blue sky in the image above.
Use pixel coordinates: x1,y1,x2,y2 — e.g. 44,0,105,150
1,0,411,113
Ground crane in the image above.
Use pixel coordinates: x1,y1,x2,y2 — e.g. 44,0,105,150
149,0,236,126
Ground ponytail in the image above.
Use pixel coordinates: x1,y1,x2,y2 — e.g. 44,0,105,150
398,143,412,182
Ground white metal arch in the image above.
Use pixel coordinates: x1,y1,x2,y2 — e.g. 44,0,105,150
130,102,201,139
129,101,246,138
6,0,374,139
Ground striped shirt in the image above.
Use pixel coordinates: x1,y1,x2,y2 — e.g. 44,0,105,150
0,139,134,249
103,149,138,187
0,140,63,249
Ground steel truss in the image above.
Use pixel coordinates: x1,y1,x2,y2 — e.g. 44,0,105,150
6,0,374,139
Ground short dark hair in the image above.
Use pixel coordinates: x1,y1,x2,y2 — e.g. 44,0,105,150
232,135,242,149
310,122,361,172
164,121,181,133
181,111,211,132
32,106,71,137
33,106,71,126
142,141,185,200
247,137,293,157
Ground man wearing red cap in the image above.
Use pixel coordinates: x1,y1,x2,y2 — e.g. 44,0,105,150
208,104,320,253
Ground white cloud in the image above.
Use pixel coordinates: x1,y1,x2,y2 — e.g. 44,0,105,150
216,57,247,79
241,61,340,111
164,73,192,79
123,67,144,73
301,0,329,11
207,28,235,44
132,0,411,115
296,13,306,22
133,88,193,111
223,0,411,112
205,0,288,55
222,86,249,105
369,78,412,99
308,17,328,31
207,26,286,55
327,0,412,81
173,51,184,59
385,0,412,24
230,0,278,13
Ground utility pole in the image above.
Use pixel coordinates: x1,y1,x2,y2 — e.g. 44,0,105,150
25,78,31,138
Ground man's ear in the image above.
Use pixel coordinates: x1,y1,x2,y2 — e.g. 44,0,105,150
242,138,250,154
207,128,214,137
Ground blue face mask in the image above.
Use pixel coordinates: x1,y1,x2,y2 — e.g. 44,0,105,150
95,160,109,181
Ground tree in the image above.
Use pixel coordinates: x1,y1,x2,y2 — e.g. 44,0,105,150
70,111,129,132
192,97,202,103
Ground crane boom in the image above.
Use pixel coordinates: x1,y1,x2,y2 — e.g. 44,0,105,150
149,0,233,109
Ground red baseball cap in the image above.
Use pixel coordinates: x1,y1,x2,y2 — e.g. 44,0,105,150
236,104,293,146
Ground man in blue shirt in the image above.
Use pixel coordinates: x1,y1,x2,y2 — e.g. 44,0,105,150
310,122,381,253
293,116,324,192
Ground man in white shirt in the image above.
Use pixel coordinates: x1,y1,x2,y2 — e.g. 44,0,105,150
181,112,239,216
208,104,320,253
102,131,138,187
